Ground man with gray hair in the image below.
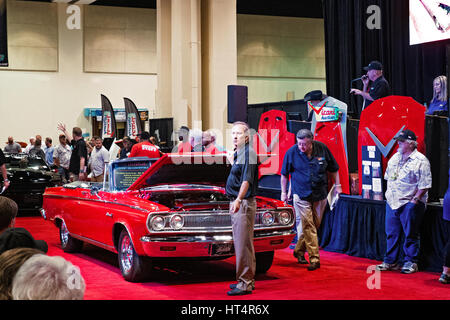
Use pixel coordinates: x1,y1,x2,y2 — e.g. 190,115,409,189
225,121,258,295
190,128,203,152
376,129,431,274
280,129,341,271
11,254,85,300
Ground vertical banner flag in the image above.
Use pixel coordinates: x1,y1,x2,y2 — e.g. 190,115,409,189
0,0,8,67
100,94,117,139
124,97,143,139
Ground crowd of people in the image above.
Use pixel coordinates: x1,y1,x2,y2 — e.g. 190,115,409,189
0,196,85,300
0,63,449,299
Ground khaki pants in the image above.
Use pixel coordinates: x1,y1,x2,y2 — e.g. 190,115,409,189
91,174,104,183
293,194,327,264
230,197,256,291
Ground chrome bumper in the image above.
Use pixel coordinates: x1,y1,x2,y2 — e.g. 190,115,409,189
139,229,296,257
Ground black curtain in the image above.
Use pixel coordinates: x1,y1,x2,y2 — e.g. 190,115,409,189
323,0,448,118
0,0,8,67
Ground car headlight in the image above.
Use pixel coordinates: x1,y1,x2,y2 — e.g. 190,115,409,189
170,215,184,230
150,216,165,231
262,211,274,226
279,211,291,225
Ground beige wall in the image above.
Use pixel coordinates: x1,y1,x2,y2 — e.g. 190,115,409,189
237,14,326,104
0,2,157,146
0,2,326,148
84,6,156,74
5,0,58,71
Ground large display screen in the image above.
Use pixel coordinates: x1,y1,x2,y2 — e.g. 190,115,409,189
410,0,450,45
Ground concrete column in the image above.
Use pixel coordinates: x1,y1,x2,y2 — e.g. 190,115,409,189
156,0,236,146
158,0,202,131
201,0,237,148
156,0,172,119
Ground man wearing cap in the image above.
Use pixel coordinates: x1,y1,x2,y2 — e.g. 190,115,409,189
303,90,328,122
350,60,391,112
280,129,341,271
129,131,162,158
376,129,431,274
0,196,48,254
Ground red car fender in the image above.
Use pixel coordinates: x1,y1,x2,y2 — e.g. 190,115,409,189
113,219,147,256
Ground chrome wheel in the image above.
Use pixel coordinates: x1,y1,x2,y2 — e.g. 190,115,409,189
59,219,83,253
118,229,151,282
120,234,133,274
60,221,69,247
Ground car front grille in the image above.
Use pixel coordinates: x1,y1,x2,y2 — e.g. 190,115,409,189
183,213,232,229
147,209,294,233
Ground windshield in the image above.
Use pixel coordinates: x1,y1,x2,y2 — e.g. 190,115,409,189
5,154,49,171
109,157,157,191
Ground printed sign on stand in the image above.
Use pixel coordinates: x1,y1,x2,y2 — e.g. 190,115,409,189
361,145,383,200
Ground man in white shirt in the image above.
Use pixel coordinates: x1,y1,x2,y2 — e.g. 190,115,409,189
376,129,432,274
23,137,35,154
88,136,109,183
53,134,72,183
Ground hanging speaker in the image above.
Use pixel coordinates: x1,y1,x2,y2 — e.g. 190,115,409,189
227,85,248,123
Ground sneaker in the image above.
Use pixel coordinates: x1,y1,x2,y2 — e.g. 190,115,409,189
229,282,255,290
401,261,418,274
376,262,401,271
439,273,450,284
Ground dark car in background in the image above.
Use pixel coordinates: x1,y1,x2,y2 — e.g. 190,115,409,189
0,153,61,213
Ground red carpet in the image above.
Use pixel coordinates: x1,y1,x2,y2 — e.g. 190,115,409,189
14,217,450,300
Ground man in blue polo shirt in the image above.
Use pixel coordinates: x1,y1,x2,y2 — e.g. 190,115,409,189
280,129,341,271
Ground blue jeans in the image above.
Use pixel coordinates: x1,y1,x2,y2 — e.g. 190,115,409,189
384,201,425,264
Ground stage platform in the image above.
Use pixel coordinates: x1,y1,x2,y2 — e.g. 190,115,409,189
318,195,449,272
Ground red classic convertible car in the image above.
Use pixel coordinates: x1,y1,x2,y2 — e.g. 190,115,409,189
41,153,295,282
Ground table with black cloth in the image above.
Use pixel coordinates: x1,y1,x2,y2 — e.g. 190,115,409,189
318,195,450,272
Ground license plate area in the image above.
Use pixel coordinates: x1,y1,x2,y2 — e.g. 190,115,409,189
211,243,234,256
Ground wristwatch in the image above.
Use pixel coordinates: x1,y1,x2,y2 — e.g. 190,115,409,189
413,196,419,202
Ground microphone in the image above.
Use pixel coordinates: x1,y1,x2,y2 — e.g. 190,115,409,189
351,75,368,82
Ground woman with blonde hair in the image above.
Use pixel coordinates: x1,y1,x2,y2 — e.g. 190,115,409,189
426,75,448,115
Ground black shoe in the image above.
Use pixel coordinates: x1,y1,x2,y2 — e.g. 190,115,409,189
297,255,308,264
307,262,320,271
227,287,252,296
229,283,255,290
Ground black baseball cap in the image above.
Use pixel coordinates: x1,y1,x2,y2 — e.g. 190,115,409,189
136,131,150,140
364,61,383,71
0,227,48,254
304,90,326,101
394,129,417,141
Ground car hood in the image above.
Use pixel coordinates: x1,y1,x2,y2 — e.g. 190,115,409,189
128,153,232,191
